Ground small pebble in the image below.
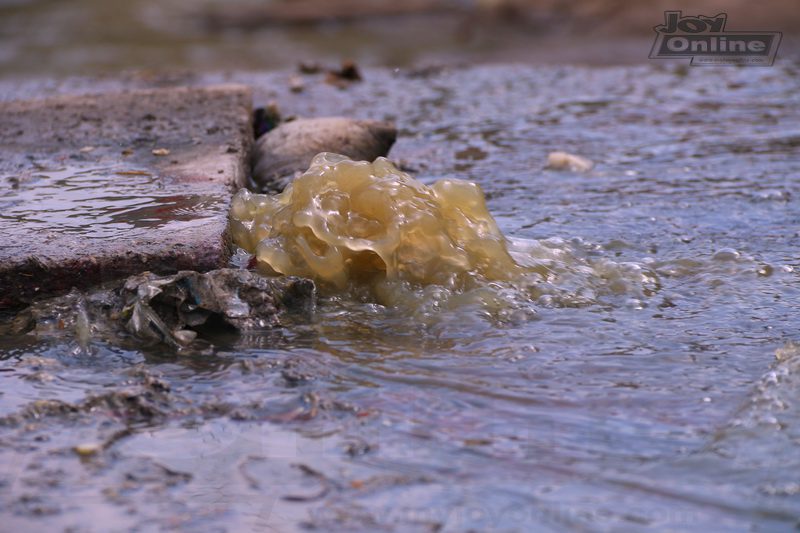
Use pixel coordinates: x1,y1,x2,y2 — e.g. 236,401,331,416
298,61,321,74
546,151,594,172
173,329,197,346
325,60,362,88
74,443,101,457
756,264,774,277
289,76,305,93
152,148,170,156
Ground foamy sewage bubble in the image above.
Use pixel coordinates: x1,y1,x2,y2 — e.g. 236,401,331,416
230,153,660,320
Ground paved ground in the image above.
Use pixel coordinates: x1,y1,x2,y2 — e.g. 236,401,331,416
0,85,253,309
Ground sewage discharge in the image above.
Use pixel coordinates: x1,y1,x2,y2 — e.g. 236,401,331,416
230,153,657,314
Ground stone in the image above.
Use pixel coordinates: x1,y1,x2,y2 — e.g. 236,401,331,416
4,269,316,349
252,117,396,191
546,151,594,172
121,269,316,347
0,85,253,310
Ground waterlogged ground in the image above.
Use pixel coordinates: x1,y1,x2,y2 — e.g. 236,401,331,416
1,64,800,531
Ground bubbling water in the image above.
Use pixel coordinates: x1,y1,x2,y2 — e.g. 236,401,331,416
230,153,657,317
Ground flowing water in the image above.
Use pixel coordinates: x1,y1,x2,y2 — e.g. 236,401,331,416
1,64,800,531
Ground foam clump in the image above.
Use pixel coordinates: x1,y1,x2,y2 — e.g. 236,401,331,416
230,153,658,317
231,153,524,295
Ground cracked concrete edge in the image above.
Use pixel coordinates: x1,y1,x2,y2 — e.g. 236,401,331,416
0,84,254,311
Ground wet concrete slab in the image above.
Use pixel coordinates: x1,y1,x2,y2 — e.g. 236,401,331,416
0,85,253,310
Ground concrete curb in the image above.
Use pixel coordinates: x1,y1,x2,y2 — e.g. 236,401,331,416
0,84,253,310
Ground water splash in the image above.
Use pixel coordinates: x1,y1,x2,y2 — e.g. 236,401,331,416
230,154,658,318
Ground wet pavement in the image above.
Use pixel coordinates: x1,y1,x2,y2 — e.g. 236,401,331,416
0,85,252,308
1,63,800,531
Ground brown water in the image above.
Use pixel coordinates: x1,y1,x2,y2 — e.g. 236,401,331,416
1,64,800,530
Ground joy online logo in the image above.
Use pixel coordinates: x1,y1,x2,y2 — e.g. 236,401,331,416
650,11,782,66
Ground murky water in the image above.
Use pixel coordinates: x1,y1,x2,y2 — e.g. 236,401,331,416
2,64,800,530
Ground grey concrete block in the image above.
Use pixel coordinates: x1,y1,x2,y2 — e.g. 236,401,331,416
0,85,253,310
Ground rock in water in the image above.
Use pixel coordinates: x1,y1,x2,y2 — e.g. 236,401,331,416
121,269,316,346
2,269,316,349
252,117,397,191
